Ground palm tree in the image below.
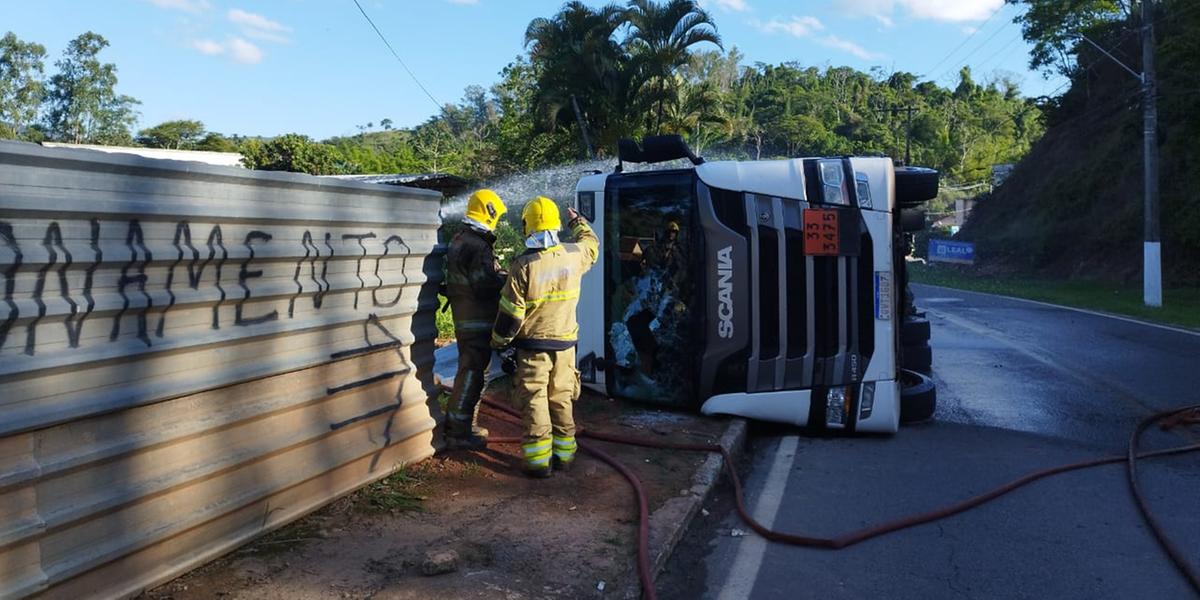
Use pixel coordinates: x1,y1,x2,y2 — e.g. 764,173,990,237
624,0,722,132
662,76,725,153
524,2,629,156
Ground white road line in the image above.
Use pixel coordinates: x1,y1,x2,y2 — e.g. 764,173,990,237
716,436,799,600
913,283,1200,338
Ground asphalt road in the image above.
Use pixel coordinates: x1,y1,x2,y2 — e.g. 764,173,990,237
661,284,1200,599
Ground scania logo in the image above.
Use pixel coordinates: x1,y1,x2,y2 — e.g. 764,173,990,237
716,245,734,339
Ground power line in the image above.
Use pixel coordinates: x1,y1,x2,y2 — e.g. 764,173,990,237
942,18,1016,82
351,0,443,111
920,2,1007,78
973,35,1023,73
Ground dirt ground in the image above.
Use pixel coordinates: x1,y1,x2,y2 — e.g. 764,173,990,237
139,384,727,600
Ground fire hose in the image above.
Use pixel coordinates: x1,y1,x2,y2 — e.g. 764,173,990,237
473,397,1200,599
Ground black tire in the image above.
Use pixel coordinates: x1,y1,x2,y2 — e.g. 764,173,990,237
895,166,940,206
900,207,926,232
901,317,931,345
900,368,936,423
901,342,932,374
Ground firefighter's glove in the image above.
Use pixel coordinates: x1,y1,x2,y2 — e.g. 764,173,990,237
499,348,518,375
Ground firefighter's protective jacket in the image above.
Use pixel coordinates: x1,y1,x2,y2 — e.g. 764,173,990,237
492,217,599,350
446,228,506,336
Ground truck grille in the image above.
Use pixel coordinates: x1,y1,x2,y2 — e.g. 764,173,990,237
744,194,873,392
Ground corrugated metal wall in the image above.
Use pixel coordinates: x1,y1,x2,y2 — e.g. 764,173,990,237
0,141,445,599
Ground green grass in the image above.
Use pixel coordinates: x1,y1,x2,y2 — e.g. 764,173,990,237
908,262,1200,330
354,464,429,514
436,294,455,341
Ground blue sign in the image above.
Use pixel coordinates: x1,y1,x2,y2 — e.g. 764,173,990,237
928,239,975,264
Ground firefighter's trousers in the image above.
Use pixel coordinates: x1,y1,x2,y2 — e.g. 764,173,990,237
513,346,579,471
447,333,492,433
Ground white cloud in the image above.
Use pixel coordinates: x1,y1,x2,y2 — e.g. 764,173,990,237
227,8,292,43
899,0,1003,22
227,37,263,64
191,39,224,55
146,0,210,13
873,14,895,28
962,25,979,35
818,35,886,61
189,37,267,64
751,16,824,38
839,0,1003,24
752,15,885,61
228,9,289,32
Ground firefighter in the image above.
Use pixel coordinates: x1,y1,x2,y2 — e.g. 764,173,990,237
492,197,599,478
444,189,508,449
643,219,686,285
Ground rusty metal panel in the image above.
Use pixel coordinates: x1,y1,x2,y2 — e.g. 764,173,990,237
0,141,446,599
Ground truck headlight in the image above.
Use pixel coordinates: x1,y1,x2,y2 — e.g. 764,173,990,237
859,382,876,420
818,159,849,205
855,172,872,209
825,386,855,429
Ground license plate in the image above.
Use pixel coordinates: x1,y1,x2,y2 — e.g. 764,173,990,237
874,271,892,320
803,209,840,255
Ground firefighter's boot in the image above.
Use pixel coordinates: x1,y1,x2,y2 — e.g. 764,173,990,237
551,435,576,472
445,367,488,450
521,437,554,478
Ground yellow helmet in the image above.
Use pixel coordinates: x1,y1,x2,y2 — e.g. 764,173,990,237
464,189,507,231
522,196,562,237
666,220,681,234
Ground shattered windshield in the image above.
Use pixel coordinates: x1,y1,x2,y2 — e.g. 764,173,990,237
605,171,700,406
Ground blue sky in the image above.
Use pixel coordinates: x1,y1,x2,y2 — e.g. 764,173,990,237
8,0,1067,140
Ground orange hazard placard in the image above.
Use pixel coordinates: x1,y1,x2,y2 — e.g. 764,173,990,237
803,208,840,255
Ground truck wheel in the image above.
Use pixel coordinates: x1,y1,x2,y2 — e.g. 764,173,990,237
901,317,931,345
900,207,926,232
901,343,932,374
895,167,939,206
900,368,936,423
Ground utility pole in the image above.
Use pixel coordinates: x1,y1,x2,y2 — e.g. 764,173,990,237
1141,0,1162,307
876,105,917,165
1073,0,1161,307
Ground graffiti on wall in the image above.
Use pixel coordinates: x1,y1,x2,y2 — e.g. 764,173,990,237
0,218,419,356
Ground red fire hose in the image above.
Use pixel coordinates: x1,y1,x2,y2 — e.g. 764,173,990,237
475,398,1200,599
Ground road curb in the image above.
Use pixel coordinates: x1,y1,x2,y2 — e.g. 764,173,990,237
624,417,748,599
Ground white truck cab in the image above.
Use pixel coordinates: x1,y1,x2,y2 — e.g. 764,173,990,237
573,136,937,433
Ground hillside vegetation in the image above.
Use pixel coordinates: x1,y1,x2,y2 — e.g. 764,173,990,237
962,0,1200,284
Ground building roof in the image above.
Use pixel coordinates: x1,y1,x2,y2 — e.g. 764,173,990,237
40,142,244,168
325,173,470,196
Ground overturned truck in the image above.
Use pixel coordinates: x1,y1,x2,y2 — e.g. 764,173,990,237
573,136,938,433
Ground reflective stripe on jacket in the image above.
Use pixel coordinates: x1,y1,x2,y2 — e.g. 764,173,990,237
446,228,506,334
492,217,599,350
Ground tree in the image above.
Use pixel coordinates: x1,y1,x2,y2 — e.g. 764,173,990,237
489,57,576,171
137,119,205,149
525,1,631,156
411,118,460,173
43,32,140,144
624,0,722,131
195,131,239,152
1007,0,1133,76
240,133,342,175
0,32,47,140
